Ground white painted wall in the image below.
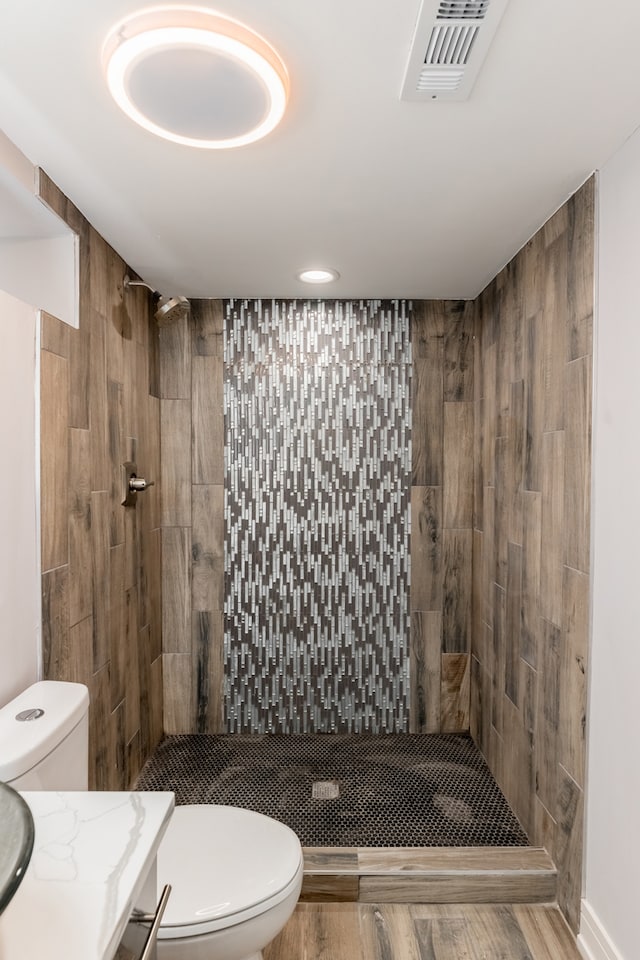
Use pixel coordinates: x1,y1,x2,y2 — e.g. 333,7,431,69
0,233,78,328
580,130,640,960
0,129,78,328
0,288,40,707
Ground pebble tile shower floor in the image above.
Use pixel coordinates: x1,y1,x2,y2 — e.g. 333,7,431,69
135,734,528,848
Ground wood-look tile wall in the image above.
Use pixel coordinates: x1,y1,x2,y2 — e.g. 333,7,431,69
160,299,224,734
470,177,594,932
410,301,474,733
38,172,163,788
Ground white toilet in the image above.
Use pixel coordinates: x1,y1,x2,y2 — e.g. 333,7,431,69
0,681,304,960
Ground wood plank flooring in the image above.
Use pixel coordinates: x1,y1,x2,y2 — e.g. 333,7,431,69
264,903,582,960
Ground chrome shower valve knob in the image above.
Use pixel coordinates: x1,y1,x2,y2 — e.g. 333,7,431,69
121,461,154,506
129,476,154,493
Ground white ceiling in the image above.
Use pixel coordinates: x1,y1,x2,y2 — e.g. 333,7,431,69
1,0,640,300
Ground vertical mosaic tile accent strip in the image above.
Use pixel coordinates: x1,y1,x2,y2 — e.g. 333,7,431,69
225,300,411,733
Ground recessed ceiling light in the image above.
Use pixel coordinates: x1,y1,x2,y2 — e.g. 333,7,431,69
297,268,340,284
103,7,289,149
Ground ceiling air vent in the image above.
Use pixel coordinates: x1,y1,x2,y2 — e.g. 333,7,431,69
437,1,490,18
401,0,509,101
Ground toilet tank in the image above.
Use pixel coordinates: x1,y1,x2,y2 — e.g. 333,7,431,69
0,681,89,790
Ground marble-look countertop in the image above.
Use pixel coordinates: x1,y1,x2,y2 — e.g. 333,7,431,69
0,791,174,960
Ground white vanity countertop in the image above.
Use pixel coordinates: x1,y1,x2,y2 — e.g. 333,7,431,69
0,790,174,960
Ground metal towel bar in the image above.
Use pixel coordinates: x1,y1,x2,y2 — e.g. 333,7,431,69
130,883,172,960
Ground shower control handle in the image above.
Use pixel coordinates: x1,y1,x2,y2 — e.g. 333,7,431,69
129,477,154,493
121,461,154,506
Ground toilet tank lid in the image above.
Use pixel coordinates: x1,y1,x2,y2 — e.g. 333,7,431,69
0,681,89,782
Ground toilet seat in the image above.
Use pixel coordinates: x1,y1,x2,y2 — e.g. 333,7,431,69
156,804,303,941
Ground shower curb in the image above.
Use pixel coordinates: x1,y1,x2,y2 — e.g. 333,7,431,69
301,846,557,904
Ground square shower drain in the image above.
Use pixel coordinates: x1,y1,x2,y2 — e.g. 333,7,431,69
312,780,340,799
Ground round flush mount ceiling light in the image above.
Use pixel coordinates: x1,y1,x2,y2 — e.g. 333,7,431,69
297,268,340,284
103,6,289,149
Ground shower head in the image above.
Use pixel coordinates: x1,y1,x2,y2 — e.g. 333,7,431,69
123,275,191,324
155,294,190,325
